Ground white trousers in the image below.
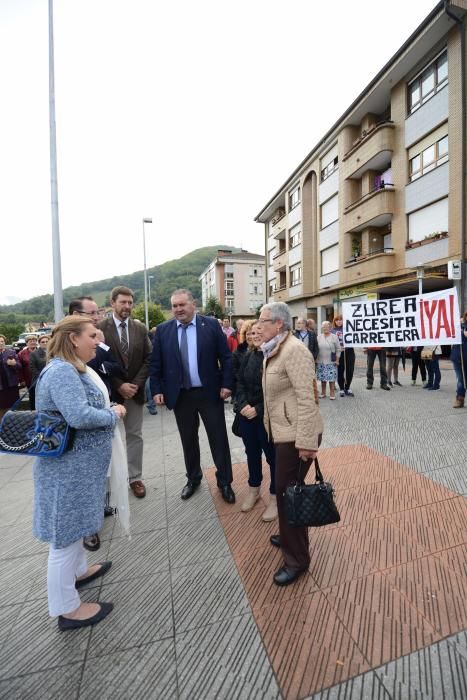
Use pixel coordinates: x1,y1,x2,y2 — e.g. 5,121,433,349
47,540,88,617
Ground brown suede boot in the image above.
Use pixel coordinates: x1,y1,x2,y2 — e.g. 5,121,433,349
453,395,465,408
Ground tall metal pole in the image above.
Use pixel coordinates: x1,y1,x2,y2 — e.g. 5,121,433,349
142,218,152,328
48,0,64,322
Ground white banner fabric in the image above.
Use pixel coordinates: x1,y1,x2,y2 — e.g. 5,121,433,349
342,288,461,348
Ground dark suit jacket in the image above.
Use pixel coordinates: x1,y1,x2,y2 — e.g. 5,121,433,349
87,344,125,400
150,314,233,410
98,317,152,404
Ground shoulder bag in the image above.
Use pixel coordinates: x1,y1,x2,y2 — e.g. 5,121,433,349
0,366,74,458
421,346,438,360
284,457,340,527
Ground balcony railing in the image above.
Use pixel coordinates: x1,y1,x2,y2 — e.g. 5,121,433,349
345,247,394,265
343,119,394,160
345,182,394,212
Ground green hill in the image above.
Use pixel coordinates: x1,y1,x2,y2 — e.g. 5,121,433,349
0,245,237,321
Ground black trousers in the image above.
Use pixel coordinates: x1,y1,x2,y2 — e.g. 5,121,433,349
173,388,233,486
411,350,427,381
337,348,355,391
275,442,313,572
366,349,388,387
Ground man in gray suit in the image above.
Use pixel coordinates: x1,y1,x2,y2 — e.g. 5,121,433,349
99,286,152,498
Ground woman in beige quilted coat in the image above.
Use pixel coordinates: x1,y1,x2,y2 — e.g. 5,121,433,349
259,302,324,586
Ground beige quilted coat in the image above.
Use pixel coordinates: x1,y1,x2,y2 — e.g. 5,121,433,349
262,332,324,450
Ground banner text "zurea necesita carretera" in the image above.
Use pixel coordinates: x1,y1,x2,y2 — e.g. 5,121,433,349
342,289,461,347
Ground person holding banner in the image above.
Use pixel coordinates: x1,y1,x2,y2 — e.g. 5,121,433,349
422,345,442,390
316,322,340,400
450,312,467,408
331,315,355,397
365,347,390,391
410,346,427,386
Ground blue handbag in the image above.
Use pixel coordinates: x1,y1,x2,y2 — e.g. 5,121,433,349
0,409,74,457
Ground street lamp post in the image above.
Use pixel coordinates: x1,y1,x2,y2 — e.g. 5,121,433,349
148,275,154,304
142,218,152,328
416,262,425,295
48,0,64,322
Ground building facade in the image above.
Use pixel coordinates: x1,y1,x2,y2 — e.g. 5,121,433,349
199,249,266,318
256,0,467,326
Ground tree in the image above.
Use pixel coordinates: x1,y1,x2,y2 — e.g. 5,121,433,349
203,296,224,318
0,323,25,344
132,302,166,328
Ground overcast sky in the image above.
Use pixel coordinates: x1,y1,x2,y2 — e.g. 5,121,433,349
1,0,437,304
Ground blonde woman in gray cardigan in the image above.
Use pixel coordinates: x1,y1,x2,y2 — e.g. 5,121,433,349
259,302,324,587
34,317,126,631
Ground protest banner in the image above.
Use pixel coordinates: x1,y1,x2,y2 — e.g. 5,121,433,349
342,288,461,347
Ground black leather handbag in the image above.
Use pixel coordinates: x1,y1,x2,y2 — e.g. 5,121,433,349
0,409,74,458
284,457,340,528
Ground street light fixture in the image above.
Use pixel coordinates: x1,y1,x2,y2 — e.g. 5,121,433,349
416,262,425,295
148,275,154,304
142,218,152,328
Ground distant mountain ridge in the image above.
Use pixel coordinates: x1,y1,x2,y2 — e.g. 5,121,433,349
0,245,238,319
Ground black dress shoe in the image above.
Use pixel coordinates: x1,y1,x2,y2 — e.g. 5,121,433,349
181,481,200,500
76,561,112,589
58,602,114,631
219,484,235,504
83,533,100,552
270,535,281,548
273,566,306,586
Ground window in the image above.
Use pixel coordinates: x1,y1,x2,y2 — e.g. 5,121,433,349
408,50,448,114
225,281,234,297
321,244,339,275
253,268,257,276
321,194,339,229
289,264,302,286
408,198,448,243
410,135,449,180
288,184,301,210
289,223,301,248
321,157,338,182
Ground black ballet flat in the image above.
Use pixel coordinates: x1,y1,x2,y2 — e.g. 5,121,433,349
58,602,114,631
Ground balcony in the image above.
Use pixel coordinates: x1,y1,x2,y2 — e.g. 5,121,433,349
342,120,395,179
273,250,287,272
343,249,396,278
344,184,395,233
271,212,287,238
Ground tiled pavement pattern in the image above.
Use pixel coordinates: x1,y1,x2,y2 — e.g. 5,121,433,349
0,365,465,699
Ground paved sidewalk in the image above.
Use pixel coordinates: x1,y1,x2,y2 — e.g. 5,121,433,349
0,368,466,699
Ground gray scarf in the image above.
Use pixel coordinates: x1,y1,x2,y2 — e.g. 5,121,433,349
261,331,288,359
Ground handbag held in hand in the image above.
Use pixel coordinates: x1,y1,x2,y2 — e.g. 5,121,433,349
284,457,340,527
0,410,73,458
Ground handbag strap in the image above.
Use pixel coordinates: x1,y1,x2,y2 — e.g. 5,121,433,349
10,363,52,411
297,456,324,484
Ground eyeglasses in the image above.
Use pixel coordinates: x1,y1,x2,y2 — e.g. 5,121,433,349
257,318,274,324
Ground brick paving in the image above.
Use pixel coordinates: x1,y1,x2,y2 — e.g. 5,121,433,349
0,364,466,699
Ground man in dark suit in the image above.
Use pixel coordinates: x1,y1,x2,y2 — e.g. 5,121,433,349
98,286,152,499
150,289,235,503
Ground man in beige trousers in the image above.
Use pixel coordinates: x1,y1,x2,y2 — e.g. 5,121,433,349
99,286,152,499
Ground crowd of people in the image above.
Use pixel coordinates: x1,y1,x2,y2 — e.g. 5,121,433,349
1,288,466,632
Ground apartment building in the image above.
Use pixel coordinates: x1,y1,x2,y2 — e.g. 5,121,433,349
199,249,266,318
255,0,466,326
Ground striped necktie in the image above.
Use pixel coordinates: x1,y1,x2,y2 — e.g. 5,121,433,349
120,322,129,364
